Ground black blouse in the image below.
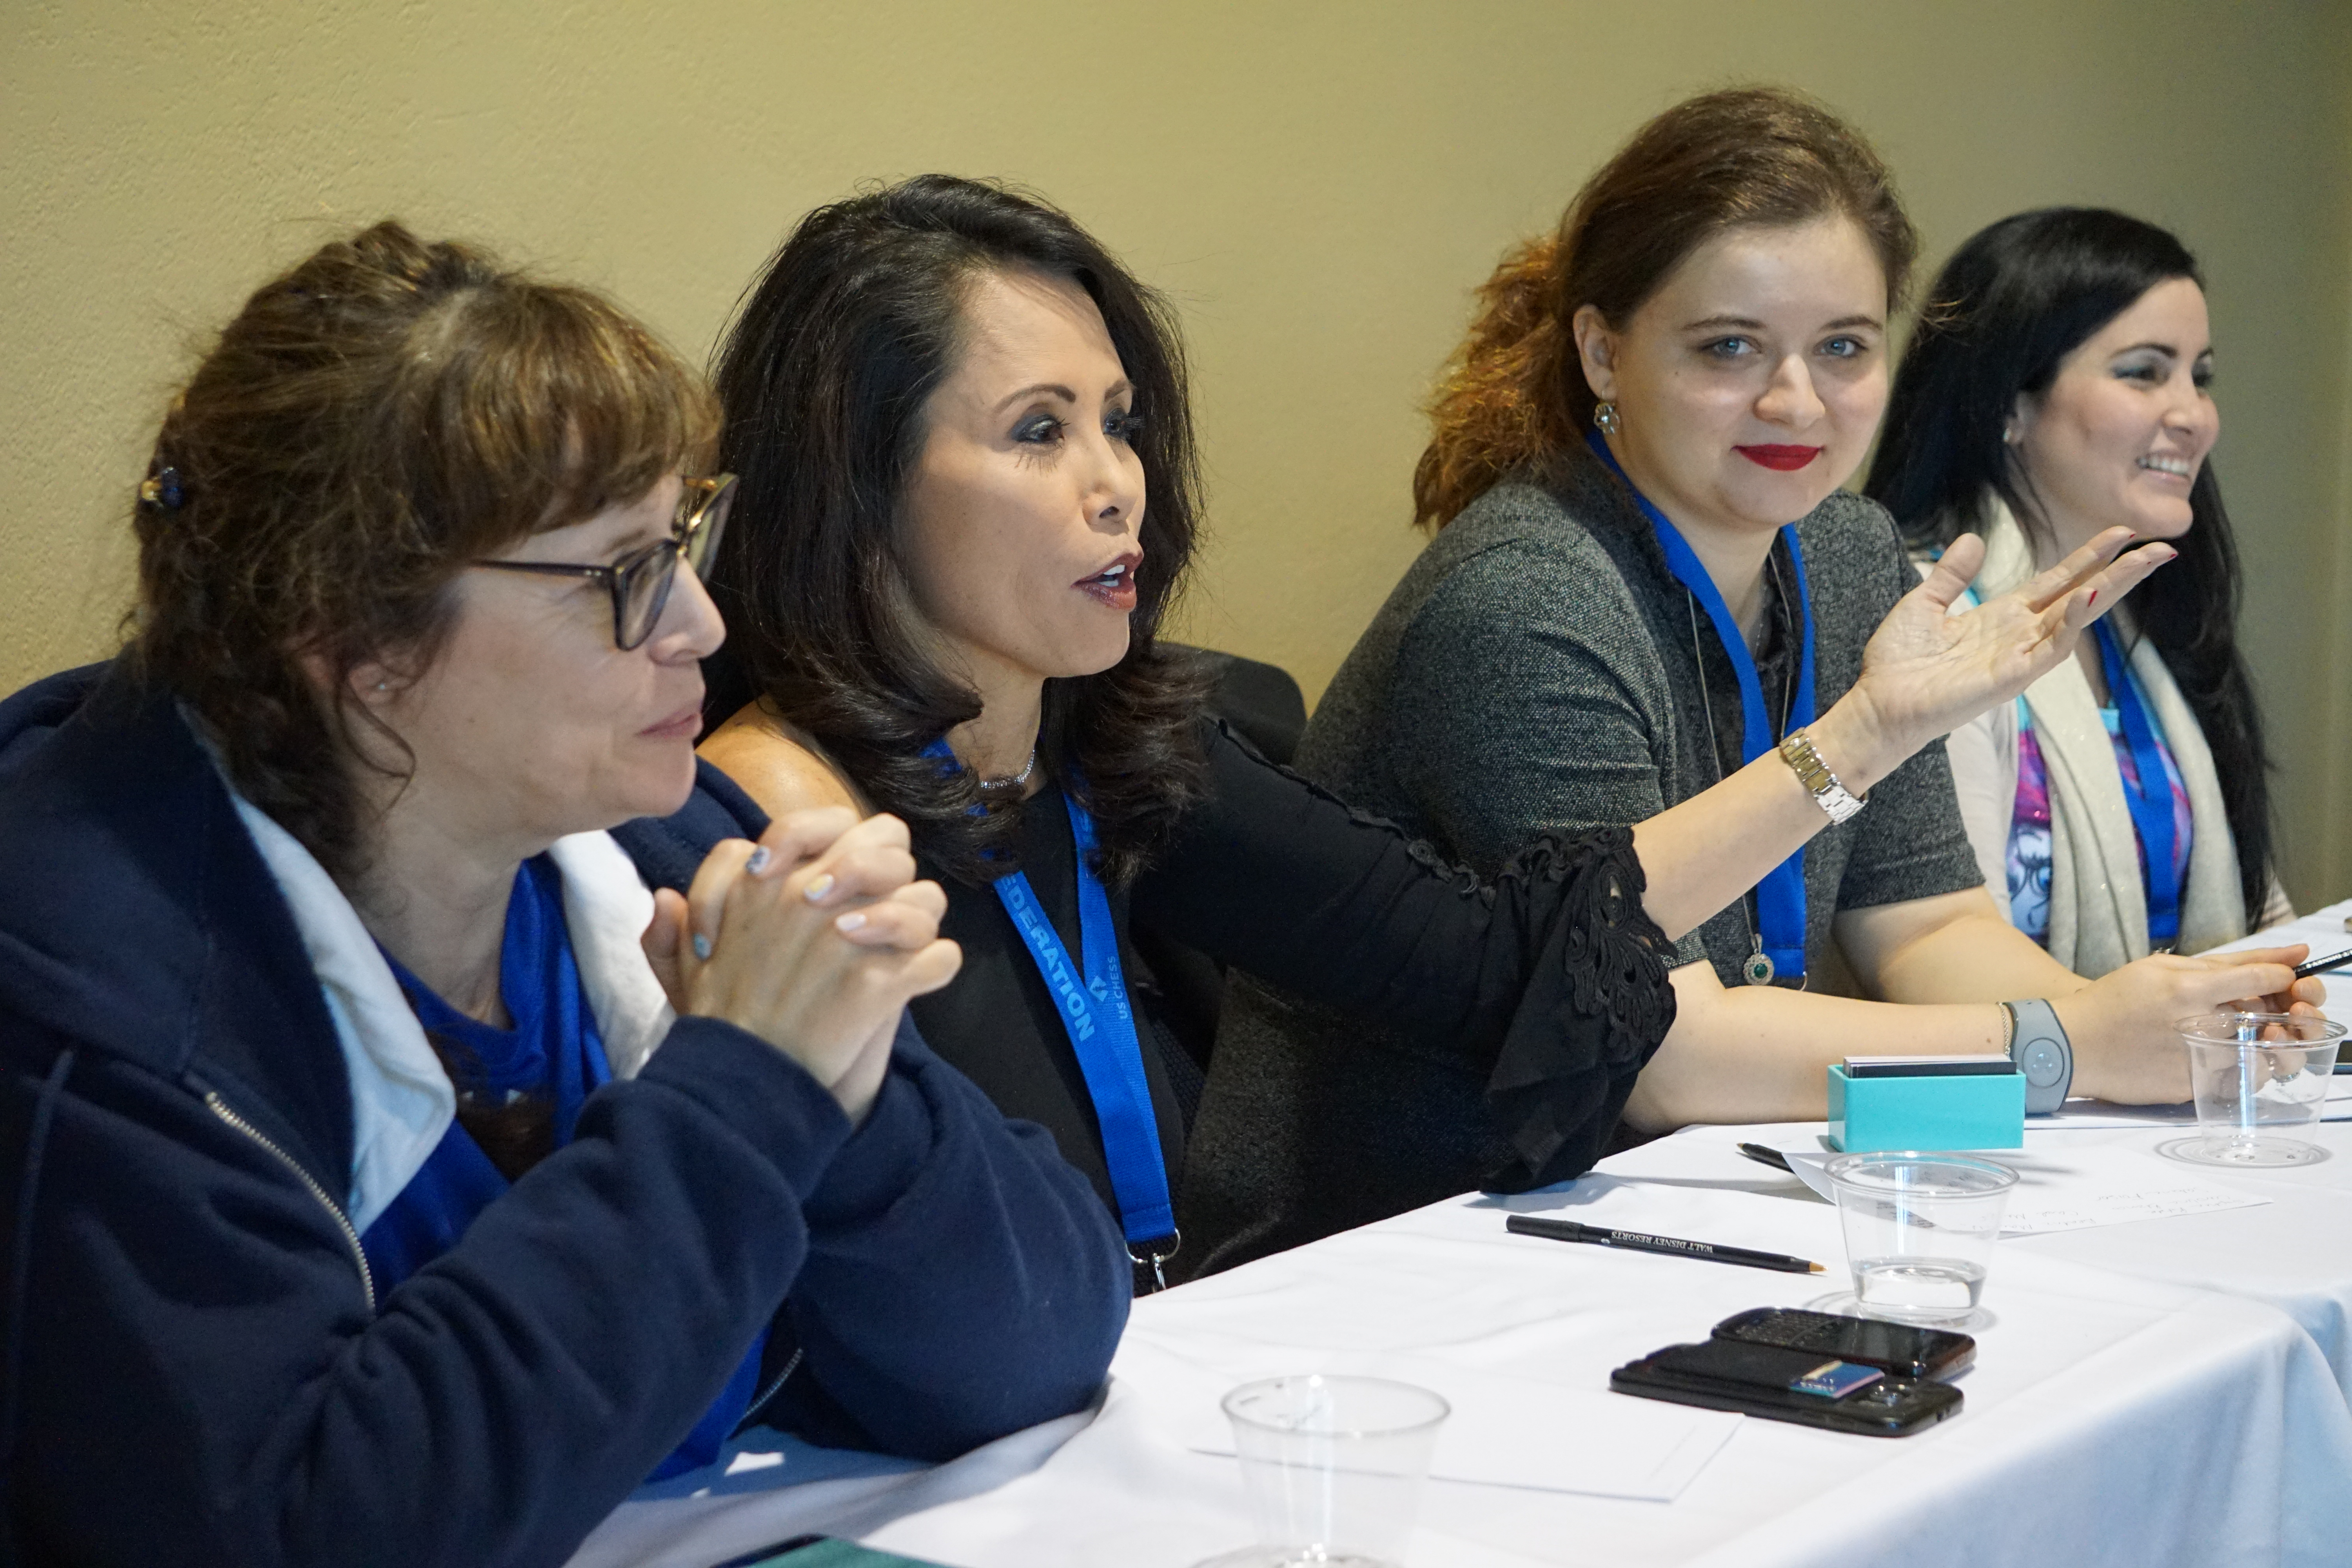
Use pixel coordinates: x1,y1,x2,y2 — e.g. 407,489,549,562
908,778,1203,1222
614,720,1678,1274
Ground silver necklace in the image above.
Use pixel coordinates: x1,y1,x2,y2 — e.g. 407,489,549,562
978,746,1038,790
1689,548,1796,987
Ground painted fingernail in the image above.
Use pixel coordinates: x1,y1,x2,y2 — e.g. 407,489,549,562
2087,591,2098,606
746,846,772,875
835,911,867,932
804,873,836,904
691,932,713,961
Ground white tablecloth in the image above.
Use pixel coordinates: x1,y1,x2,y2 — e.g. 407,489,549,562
582,1171,2352,1568
1614,1115,2352,1410
1552,897,2352,1412
574,902,2352,1568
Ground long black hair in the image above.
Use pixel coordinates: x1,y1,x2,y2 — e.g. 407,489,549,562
1865,207,2273,924
707,175,1211,884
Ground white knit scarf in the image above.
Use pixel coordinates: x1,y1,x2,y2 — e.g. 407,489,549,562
1967,501,2247,973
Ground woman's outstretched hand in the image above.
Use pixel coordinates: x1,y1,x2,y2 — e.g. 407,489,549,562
642,808,962,1123
1818,527,2175,788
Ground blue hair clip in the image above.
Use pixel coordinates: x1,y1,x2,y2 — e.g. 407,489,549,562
138,466,186,510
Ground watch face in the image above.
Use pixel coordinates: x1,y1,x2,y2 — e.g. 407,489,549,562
2020,1038,2067,1088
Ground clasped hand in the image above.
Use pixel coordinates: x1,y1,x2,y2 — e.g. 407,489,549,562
641,808,962,1123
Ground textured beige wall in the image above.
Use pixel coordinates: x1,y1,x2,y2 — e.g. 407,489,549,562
2320,2,2352,904
6,0,2349,903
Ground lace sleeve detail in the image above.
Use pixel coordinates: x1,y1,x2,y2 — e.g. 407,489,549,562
1142,723,1677,1197
1480,824,1677,1193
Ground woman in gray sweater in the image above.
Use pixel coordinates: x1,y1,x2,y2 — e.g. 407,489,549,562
1186,88,2318,1273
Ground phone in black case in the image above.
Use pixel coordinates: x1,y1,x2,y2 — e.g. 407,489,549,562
1710,1307,1976,1381
1610,1339,1963,1437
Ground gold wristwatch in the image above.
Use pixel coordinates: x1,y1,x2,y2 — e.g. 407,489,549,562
1778,728,1865,825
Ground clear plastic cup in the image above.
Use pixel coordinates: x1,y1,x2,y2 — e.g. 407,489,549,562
1827,1152,2018,1327
1194,1375,1450,1568
2161,1011,2345,1169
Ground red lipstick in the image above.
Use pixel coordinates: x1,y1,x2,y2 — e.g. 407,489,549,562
1735,445,1823,472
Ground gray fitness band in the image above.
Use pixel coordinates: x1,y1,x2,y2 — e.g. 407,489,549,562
2003,998,2074,1114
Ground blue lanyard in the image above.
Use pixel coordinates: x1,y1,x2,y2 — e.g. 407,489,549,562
1588,430,1818,980
2092,621,2181,945
920,741,1177,1255
991,797,1176,1248
365,857,764,1482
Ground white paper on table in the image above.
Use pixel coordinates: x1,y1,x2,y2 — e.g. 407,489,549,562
1182,1360,1738,1503
2027,1098,2352,1128
2015,1075,2352,1128
2031,1101,2198,1130
1775,1143,2271,1235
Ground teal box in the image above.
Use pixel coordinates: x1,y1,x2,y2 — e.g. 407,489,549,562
1826,1064,2026,1152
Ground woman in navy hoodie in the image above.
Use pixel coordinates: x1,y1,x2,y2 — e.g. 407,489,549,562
0,221,1127,1568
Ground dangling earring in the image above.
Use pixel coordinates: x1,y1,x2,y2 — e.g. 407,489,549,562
1592,400,1622,438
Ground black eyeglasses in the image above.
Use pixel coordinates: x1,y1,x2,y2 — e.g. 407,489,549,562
474,475,737,650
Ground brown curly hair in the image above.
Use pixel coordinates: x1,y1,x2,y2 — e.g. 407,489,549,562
130,220,715,880
1413,86,1917,530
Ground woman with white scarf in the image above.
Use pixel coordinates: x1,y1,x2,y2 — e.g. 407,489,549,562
1869,208,2290,976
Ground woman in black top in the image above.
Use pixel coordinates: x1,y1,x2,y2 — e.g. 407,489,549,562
630,176,2171,1284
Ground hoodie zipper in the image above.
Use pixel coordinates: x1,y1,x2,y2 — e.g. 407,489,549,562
203,1091,376,1314
744,1347,804,1424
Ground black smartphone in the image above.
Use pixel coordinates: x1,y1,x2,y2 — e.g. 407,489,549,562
711,1537,954,1568
1711,1307,1976,1381
1610,1339,1962,1437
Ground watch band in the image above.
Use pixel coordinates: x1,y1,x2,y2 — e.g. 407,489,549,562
1777,728,1866,825
2003,998,2074,1113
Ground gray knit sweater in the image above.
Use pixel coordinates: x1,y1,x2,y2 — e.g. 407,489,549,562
1182,450,1982,1274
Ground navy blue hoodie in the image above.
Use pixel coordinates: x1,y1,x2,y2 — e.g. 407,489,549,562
0,662,1128,1568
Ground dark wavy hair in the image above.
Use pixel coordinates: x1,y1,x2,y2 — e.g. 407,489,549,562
708,175,1211,884
1864,207,2273,924
129,220,715,882
1414,86,1915,528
